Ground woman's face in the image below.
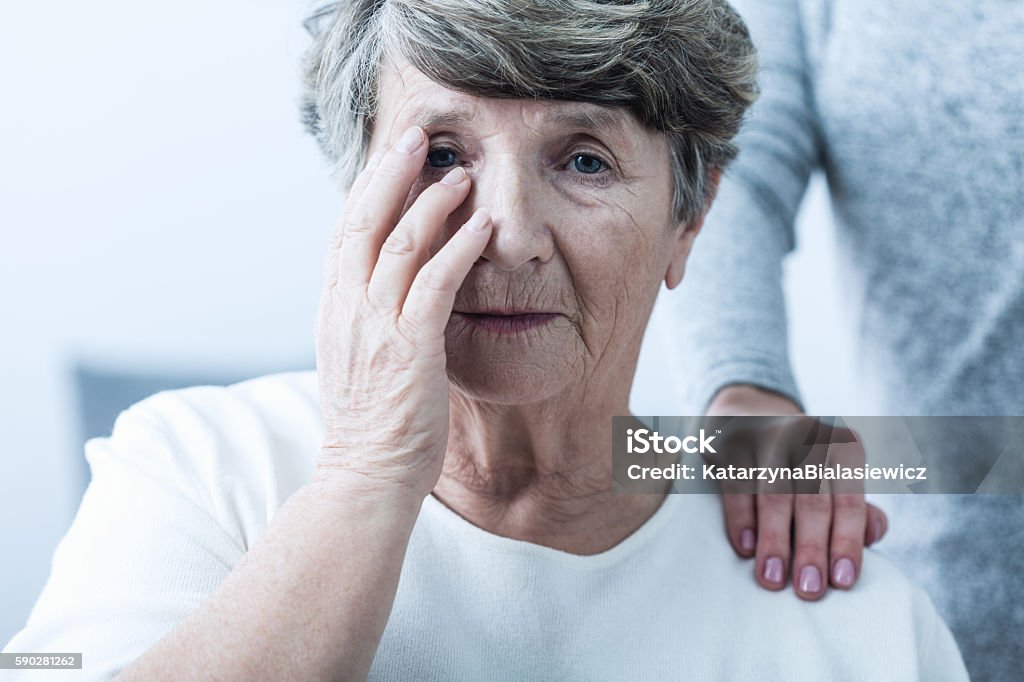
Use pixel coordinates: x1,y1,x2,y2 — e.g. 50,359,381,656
368,61,701,405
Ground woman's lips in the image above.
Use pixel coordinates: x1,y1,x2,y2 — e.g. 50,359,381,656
453,311,559,334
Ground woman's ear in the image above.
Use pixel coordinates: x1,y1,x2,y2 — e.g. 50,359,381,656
664,167,723,290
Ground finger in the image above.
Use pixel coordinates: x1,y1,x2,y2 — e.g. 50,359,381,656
865,503,888,546
791,493,831,600
722,493,758,558
778,417,833,495
401,208,492,337
815,430,867,590
713,436,757,558
324,148,387,290
755,492,793,591
829,492,867,590
367,166,471,310
336,125,428,288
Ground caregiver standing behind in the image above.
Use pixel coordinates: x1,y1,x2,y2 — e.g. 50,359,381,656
667,0,1024,678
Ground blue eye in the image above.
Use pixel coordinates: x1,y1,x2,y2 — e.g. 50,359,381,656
426,148,458,168
572,154,605,174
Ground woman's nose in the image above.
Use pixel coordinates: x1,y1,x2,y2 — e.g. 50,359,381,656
469,162,555,271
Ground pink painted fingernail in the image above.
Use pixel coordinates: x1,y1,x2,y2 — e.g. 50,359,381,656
763,557,784,584
740,528,756,553
799,565,823,593
395,126,423,154
441,167,466,185
833,558,856,588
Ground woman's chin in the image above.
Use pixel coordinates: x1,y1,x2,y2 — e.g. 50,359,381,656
446,369,561,404
444,339,582,405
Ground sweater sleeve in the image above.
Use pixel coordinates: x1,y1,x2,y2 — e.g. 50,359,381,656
665,0,820,414
1,398,247,681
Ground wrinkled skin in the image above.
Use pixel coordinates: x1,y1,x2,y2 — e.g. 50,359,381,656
314,58,881,594
316,58,699,497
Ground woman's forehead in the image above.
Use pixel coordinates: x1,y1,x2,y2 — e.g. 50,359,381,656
373,61,655,151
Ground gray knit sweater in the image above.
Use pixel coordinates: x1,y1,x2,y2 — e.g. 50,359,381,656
667,0,1023,678
673,0,1024,417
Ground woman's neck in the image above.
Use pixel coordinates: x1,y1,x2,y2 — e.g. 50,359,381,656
432,388,664,555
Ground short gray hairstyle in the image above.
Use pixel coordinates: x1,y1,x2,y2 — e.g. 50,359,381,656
301,0,758,224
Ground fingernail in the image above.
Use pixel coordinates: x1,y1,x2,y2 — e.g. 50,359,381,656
763,557,784,584
395,126,423,154
441,167,466,185
833,558,856,588
740,528,756,553
465,208,490,232
799,565,822,593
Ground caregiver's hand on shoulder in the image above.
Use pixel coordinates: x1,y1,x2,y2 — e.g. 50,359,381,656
707,384,888,601
314,125,492,500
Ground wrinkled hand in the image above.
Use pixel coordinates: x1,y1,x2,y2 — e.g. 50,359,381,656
707,385,888,601
314,126,492,499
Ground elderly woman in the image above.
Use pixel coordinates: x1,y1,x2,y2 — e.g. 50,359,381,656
5,0,965,680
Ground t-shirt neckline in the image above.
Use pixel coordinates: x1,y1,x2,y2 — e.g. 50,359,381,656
419,490,681,570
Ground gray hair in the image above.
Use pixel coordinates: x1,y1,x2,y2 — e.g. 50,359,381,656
301,0,758,224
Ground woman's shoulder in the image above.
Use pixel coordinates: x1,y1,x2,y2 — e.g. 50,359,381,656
666,494,967,679
120,370,322,473
815,549,968,680
93,370,322,546
764,538,967,680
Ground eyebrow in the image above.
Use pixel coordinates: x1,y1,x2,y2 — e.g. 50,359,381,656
412,109,475,129
549,108,630,138
409,104,631,143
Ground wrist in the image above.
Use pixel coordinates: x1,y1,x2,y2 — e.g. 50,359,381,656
309,462,427,518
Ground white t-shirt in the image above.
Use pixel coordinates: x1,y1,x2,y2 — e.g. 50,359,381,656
4,371,968,681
